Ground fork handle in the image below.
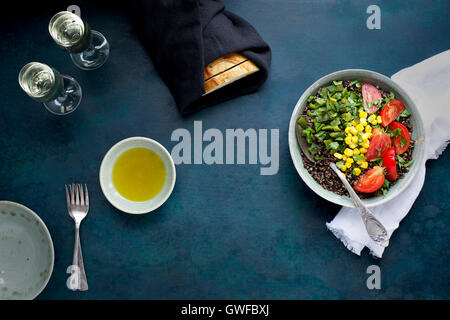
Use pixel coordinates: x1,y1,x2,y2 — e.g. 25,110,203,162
73,223,88,291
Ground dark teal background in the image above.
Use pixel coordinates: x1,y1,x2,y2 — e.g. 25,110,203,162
1,0,449,299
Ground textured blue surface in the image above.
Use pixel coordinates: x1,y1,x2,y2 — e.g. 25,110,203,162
0,0,449,299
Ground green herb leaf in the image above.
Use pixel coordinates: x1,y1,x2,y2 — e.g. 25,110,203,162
401,137,407,148
392,128,402,138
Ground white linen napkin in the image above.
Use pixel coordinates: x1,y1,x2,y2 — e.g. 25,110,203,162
326,50,450,258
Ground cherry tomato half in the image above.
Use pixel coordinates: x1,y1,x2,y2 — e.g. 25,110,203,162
372,127,382,136
365,132,391,161
388,121,410,155
362,83,382,114
382,147,397,181
354,166,385,193
380,100,405,127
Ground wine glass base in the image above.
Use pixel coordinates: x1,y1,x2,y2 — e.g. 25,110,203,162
43,75,82,115
70,30,110,70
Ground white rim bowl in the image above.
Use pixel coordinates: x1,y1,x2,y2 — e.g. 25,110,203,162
288,69,425,208
0,201,54,300
99,137,176,214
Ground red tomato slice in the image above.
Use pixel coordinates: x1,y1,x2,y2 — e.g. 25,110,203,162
362,83,382,114
365,132,391,161
354,166,385,193
388,121,410,155
380,100,405,127
372,127,382,136
382,147,397,181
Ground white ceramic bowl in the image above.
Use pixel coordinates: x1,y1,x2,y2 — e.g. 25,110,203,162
288,69,425,208
0,201,54,300
99,137,176,214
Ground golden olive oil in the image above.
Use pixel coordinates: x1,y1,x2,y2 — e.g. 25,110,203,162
112,147,166,201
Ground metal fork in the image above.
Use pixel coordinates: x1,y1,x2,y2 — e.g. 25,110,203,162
65,183,89,291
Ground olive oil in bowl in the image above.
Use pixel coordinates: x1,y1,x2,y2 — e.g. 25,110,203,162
112,147,166,202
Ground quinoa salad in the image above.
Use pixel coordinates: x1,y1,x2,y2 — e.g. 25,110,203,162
297,80,414,198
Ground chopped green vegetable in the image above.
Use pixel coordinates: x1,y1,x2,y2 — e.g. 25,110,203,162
309,146,318,155
297,116,308,129
395,109,411,121
314,131,327,141
353,154,366,162
404,160,414,167
385,91,395,103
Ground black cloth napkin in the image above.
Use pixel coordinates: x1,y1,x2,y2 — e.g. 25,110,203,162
131,0,271,114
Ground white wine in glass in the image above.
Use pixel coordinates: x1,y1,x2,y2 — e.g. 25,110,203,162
19,62,82,115
49,11,109,70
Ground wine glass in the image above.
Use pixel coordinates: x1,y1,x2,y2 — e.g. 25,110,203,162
49,11,109,70
19,62,82,115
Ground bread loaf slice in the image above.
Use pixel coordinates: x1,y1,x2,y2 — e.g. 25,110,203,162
203,53,259,95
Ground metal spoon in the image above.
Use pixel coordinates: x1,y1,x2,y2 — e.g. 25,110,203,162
295,121,315,162
329,162,390,247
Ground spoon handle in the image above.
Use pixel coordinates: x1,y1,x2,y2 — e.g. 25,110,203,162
329,163,389,247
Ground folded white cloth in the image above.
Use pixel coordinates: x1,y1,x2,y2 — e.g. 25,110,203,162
326,50,450,258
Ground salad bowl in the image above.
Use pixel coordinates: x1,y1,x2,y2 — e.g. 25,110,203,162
288,69,425,208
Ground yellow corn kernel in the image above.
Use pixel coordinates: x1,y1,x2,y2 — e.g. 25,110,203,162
356,161,362,165
356,124,364,132
340,165,347,172
353,148,360,155
359,147,367,154
368,114,376,122
334,153,343,159
345,127,351,134
349,127,358,136
342,155,347,161
377,116,382,124
344,137,352,145
367,132,373,139
365,125,372,133
360,118,367,126
361,142,370,149
352,120,358,127
353,168,361,176
370,119,378,125
345,162,352,169
359,111,368,119
351,136,358,144
347,158,354,164
344,148,353,157
349,143,358,149
360,161,368,169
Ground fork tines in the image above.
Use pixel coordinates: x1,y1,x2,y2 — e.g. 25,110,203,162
65,183,89,208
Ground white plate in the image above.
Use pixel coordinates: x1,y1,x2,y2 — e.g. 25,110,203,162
99,137,176,214
0,201,54,300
